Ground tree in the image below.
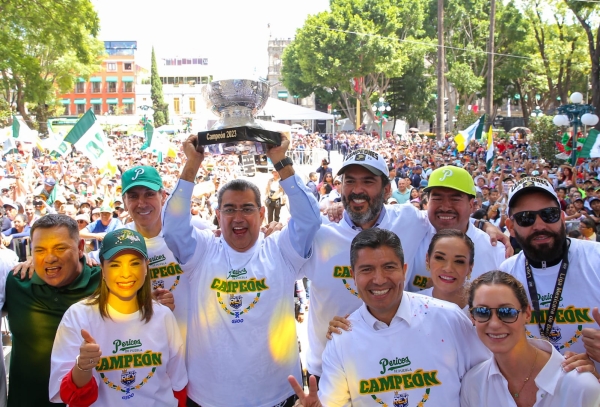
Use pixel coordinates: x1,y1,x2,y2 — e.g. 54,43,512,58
150,47,168,127
0,0,105,134
529,116,563,162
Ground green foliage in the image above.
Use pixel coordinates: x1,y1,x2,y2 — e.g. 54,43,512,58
0,0,104,134
455,109,482,133
150,47,168,127
0,98,10,127
529,116,563,163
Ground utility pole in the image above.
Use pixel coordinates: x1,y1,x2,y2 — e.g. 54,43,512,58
485,0,496,129
436,0,445,140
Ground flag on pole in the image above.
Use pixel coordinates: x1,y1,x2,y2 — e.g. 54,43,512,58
11,115,19,138
11,115,44,151
485,126,495,171
141,121,153,150
64,109,116,175
2,137,18,155
454,115,485,152
580,129,600,158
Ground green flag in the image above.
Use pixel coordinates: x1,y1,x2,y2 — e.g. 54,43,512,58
11,115,20,138
580,129,600,158
141,121,154,150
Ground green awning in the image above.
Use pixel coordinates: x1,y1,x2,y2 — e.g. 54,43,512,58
74,99,86,105
61,99,70,105
122,98,134,104
106,98,118,104
121,76,134,82
90,77,102,82
106,77,118,82
77,77,85,82
278,91,288,98
90,98,102,104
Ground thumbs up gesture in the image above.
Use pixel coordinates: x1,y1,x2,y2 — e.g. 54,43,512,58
77,329,102,371
582,308,600,365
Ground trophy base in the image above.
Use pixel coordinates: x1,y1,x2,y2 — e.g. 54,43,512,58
196,126,282,156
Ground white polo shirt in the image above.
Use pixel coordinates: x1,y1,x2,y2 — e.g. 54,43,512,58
460,339,600,407
318,292,490,407
500,238,600,370
406,222,505,292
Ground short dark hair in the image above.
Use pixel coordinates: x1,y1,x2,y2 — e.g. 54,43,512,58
427,229,475,265
217,179,261,208
468,270,529,310
31,214,79,242
350,228,404,268
580,218,595,229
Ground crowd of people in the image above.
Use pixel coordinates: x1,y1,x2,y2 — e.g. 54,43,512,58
0,125,599,407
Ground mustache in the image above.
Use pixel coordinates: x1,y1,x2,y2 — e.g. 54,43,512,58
347,193,371,203
526,230,558,243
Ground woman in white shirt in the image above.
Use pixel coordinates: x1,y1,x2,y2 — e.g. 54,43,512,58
50,229,187,407
461,270,600,407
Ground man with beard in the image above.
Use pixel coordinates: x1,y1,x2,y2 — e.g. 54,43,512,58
500,177,600,370
300,150,507,384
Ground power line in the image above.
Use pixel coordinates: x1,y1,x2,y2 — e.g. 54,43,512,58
323,27,534,60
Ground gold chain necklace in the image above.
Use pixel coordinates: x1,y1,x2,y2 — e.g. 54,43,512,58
511,348,539,398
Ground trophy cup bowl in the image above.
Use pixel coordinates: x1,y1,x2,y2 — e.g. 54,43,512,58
196,79,283,156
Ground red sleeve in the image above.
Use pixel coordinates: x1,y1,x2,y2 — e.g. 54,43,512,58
59,369,99,407
173,386,187,407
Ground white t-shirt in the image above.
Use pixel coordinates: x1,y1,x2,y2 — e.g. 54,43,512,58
500,238,600,370
460,339,600,407
125,223,190,344
418,287,469,316
49,301,187,407
406,222,505,292
301,204,430,376
172,230,306,407
318,292,490,407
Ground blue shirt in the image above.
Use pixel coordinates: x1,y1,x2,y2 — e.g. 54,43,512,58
86,217,122,234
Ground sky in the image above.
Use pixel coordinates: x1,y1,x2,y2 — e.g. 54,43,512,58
92,0,330,79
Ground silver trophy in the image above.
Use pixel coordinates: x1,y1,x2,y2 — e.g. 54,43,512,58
196,79,282,155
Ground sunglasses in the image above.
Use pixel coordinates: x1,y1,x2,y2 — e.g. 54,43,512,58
511,207,561,227
470,306,522,323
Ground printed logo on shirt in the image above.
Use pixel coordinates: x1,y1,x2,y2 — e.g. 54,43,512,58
149,260,184,292
113,338,143,354
411,275,432,290
380,356,411,374
537,292,564,306
210,269,269,323
526,305,593,351
359,369,442,406
332,265,360,298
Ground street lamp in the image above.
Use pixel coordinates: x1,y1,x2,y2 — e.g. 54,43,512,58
531,106,544,118
371,97,391,140
332,109,341,136
553,91,599,166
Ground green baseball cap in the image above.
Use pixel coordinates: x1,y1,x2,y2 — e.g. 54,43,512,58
121,166,163,194
423,166,477,197
99,229,148,261
100,205,114,213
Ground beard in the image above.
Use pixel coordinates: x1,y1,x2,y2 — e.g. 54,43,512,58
513,223,567,263
342,189,386,226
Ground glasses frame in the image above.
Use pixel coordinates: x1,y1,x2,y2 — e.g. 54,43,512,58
470,306,523,324
218,207,260,217
510,207,561,227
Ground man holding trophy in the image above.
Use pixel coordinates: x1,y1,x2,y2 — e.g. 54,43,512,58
163,79,321,407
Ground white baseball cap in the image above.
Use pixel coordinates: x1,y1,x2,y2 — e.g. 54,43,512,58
337,148,389,177
507,177,561,209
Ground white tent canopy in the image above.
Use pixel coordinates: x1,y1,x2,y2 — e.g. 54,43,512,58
259,98,333,120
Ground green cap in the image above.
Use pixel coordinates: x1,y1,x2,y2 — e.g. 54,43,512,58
100,205,114,213
99,229,148,261
121,166,163,194
423,166,477,197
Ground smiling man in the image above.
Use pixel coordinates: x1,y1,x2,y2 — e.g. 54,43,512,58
2,215,102,407
163,133,321,407
290,228,489,407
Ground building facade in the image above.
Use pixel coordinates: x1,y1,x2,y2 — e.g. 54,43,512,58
58,41,137,117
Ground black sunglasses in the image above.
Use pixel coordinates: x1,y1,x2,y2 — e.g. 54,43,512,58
511,207,561,227
470,306,522,323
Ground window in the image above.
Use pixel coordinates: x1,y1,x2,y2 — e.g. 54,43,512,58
92,104,101,115
123,82,133,92
108,104,116,114
173,98,180,115
107,82,117,93
123,62,132,71
189,97,196,114
92,82,101,93
124,104,134,114
107,63,117,71
63,104,70,115
77,104,86,115
75,82,85,93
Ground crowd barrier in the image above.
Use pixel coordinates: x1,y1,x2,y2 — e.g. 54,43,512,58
286,148,328,166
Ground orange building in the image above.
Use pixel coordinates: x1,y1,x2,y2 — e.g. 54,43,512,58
58,41,137,117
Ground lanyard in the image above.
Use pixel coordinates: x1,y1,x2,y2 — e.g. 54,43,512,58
524,240,570,340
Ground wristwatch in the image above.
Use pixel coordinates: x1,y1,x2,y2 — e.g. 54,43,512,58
274,157,293,171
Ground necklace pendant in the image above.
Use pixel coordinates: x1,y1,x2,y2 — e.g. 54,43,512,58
514,393,519,398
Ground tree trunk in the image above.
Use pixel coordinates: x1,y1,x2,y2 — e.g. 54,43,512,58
436,0,445,140
485,0,496,129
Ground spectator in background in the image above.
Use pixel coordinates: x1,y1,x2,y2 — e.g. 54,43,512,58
391,178,411,204
579,218,599,242
306,172,319,201
0,208,11,233
315,159,332,183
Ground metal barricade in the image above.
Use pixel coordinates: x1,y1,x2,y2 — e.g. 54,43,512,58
566,220,580,233
286,148,327,167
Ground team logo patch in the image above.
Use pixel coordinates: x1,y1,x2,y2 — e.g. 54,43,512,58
230,294,243,309
152,280,165,290
439,168,453,182
393,392,408,407
355,153,366,161
548,326,562,343
521,180,534,189
132,168,145,180
121,369,137,387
